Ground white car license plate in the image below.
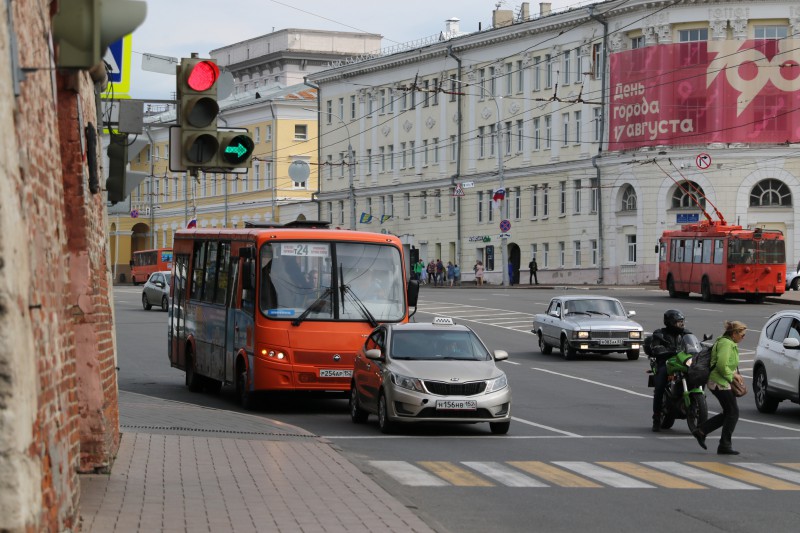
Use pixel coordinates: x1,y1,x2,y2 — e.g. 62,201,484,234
436,400,477,410
599,339,624,345
319,369,352,378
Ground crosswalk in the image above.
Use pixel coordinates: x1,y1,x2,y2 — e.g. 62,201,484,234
416,301,538,333
369,460,800,490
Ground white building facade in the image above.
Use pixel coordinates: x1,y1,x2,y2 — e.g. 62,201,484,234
308,0,800,285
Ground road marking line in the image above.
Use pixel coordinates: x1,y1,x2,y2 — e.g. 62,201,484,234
597,462,705,489
368,461,449,486
688,463,800,490
462,461,548,487
418,461,495,486
553,461,655,488
643,462,759,490
777,463,800,472
511,416,582,437
532,367,652,398
507,461,601,487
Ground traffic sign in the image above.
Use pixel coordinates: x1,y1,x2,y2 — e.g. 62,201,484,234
102,35,133,96
696,153,711,169
499,219,511,232
453,184,465,197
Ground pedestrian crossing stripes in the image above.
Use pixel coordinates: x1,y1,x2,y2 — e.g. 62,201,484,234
415,301,538,333
368,460,800,490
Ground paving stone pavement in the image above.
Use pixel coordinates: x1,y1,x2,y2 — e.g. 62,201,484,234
79,392,435,533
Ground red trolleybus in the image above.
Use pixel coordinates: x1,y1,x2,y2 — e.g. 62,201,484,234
168,221,419,408
131,248,173,285
657,221,786,303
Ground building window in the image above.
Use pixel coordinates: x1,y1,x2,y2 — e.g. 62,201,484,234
544,115,551,149
436,190,442,215
516,120,524,152
489,66,497,96
593,107,602,142
573,179,581,214
487,190,494,223
326,202,333,223
478,68,486,98
388,194,394,216
750,179,792,207
254,127,261,143
574,111,581,144
542,184,549,217
388,145,394,171
622,185,637,211
627,235,637,263
671,181,706,209
559,242,565,267
380,89,387,112
326,101,332,124
504,122,512,155
364,149,372,176
531,185,538,218
477,126,485,159
432,78,439,106
294,124,308,140
265,124,272,140
563,49,571,85
533,56,541,91
678,28,708,66
574,240,581,266
631,35,645,49
505,62,513,95
533,117,540,150
400,142,407,169
559,181,567,215
545,54,552,88
379,146,386,172
543,243,549,268
516,60,524,93
562,113,569,146
514,187,521,219
420,192,427,217
590,178,598,213
590,240,598,266
422,79,430,107
450,135,457,162
409,141,416,167
592,43,604,78
423,139,429,166
489,124,496,156
433,138,440,163
338,201,344,224
755,25,788,39
478,191,484,222
338,98,344,121
404,193,411,217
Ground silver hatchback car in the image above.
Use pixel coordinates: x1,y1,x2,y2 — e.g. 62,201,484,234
142,271,172,311
349,317,511,434
753,310,800,413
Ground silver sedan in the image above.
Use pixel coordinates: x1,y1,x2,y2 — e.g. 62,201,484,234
142,271,171,311
350,317,511,434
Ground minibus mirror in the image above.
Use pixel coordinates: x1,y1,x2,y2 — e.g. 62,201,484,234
407,279,419,307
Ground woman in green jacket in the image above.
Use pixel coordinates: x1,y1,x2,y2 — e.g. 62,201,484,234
691,320,746,455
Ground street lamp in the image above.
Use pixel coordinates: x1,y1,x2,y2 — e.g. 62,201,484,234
304,107,356,230
448,78,509,286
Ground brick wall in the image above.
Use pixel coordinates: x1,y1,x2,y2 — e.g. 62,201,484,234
0,1,120,530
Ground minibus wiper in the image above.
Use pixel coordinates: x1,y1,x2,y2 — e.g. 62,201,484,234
342,285,378,328
292,288,333,327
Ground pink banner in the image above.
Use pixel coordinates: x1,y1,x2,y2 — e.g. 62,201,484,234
608,40,800,151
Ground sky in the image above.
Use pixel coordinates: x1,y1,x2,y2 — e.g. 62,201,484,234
127,0,579,100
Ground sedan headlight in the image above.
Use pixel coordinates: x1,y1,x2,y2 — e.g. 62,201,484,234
629,331,642,339
485,373,508,393
576,330,590,339
390,372,424,392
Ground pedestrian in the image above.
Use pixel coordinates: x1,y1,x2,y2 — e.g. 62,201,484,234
691,320,746,455
447,261,455,287
475,261,484,286
427,260,436,286
508,260,514,286
420,261,428,285
436,259,445,286
453,264,461,286
529,258,539,285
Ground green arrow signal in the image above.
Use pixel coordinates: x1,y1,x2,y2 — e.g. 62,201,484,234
225,143,248,157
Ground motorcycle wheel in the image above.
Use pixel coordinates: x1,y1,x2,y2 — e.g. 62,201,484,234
660,390,675,429
686,392,708,433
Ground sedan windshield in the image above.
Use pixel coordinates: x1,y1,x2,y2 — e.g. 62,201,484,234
391,330,491,361
564,299,625,317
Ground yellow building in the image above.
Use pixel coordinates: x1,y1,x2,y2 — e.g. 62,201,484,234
108,84,319,283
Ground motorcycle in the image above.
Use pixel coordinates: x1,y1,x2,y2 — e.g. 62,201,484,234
647,333,711,432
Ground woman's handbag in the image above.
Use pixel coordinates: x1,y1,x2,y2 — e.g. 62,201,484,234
731,371,747,397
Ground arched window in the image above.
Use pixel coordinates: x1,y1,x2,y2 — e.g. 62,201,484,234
750,179,791,207
621,185,637,211
671,181,706,209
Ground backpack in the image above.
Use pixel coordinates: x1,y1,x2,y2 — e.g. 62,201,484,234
687,342,714,389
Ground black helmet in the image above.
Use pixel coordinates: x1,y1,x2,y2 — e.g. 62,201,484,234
664,309,685,328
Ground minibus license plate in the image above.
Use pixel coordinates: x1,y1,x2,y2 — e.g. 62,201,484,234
319,369,352,378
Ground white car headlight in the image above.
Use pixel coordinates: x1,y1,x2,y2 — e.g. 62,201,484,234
576,331,590,339
485,373,508,393
629,331,642,339
390,372,424,392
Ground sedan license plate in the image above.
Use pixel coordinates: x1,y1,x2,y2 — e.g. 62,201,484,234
319,369,352,378
436,400,477,410
599,339,624,345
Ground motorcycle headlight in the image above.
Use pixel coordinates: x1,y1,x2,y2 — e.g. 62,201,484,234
629,331,642,339
390,372,424,392
576,330,590,339
486,373,508,393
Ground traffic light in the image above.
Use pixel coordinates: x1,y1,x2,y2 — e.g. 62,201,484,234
52,0,147,69
106,133,129,204
217,131,255,168
177,57,220,168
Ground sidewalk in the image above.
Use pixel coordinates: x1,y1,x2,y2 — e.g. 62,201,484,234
79,391,435,533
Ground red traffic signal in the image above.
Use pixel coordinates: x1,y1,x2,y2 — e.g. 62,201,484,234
178,57,220,167
186,60,219,91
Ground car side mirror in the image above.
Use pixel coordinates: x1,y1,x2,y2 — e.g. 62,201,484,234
155,281,165,288
365,348,384,361
627,310,636,317
783,338,800,349
493,350,508,361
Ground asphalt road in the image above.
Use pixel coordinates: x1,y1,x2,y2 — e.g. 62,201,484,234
113,285,800,533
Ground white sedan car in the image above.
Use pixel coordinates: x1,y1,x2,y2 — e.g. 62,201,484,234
753,310,800,413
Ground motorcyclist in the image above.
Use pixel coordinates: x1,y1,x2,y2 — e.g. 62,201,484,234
649,309,690,432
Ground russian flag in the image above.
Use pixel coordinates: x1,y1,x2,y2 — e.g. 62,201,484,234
187,218,197,229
